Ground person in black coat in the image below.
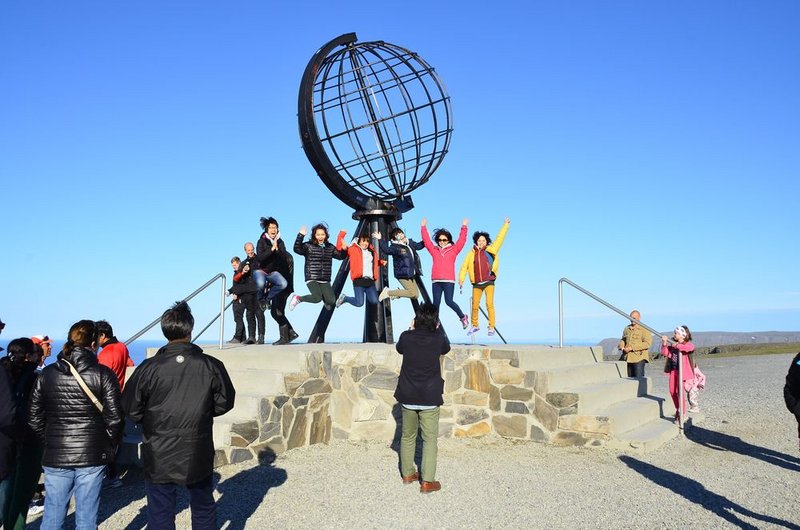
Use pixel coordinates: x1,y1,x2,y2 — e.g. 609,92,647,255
28,320,124,530
123,301,235,530
394,303,451,494
784,351,800,450
0,353,15,520
378,226,425,302
256,217,299,345
290,223,347,312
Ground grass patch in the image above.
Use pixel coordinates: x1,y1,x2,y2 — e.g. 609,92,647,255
697,342,800,358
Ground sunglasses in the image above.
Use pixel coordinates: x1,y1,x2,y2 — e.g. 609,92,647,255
437,238,449,242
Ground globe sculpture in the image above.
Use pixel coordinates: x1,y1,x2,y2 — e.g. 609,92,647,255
298,32,453,343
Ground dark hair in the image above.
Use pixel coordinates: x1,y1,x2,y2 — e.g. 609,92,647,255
95,319,114,339
472,231,491,245
390,227,405,240
414,303,439,332
231,256,241,263
680,325,692,341
7,337,35,362
260,216,279,231
62,320,98,357
309,223,329,243
433,228,452,244
358,231,370,243
161,301,194,341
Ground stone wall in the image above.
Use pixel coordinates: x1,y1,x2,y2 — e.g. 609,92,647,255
213,345,577,465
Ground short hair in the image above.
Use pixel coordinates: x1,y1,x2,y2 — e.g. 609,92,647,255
414,303,439,332
7,337,35,362
472,231,491,245
231,256,241,263
161,301,194,341
310,223,329,242
390,227,405,240
260,216,279,230
95,319,114,339
62,320,98,356
433,228,452,244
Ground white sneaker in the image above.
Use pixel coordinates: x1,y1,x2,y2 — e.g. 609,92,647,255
378,287,390,302
467,326,479,336
28,502,44,516
487,327,495,337
688,406,700,413
336,293,347,308
289,295,301,311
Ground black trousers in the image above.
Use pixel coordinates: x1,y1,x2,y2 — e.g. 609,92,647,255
627,360,646,378
233,293,259,340
144,474,215,530
270,290,292,328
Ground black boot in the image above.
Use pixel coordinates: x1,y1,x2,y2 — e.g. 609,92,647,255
272,325,289,345
257,334,265,345
287,327,299,343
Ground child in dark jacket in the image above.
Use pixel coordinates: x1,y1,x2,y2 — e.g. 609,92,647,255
378,227,425,302
336,232,384,309
784,351,800,450
290,223,346,311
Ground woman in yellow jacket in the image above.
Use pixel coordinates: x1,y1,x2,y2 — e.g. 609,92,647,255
458,218,510,336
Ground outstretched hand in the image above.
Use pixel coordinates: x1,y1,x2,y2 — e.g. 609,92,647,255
505,217,511,224
372,231,381,240
421,218,427,226
299,225,307,236
462,218,469,226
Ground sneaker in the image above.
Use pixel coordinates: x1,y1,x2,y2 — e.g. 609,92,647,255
28,503,44,516
460,315,469,329
688,406,699,413
289,295,301,311
378,287,390,302
467,326,479,336
336,293,347,308
227,338,242,344
102,477,123,489
488,327,495,337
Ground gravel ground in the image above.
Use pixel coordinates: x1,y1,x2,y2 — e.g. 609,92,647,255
27,352,800,529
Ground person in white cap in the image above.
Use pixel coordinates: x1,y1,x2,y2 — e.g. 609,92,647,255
31,335,52,367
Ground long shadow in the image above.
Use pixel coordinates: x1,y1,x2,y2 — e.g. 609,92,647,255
685,426,800,472
216,449,287,530
619,455,800,529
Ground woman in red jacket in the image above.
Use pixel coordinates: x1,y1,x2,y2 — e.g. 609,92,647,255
421,218,469,329
336,232,383,309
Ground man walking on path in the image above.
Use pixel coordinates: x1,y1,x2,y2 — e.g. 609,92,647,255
122,302,235,530
618,310,654,378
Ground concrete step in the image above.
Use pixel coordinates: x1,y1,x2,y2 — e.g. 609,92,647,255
201,345,310,373
550,377,651,414
610,417,679,451
596,396,663,435
537,361,625,395
226,368,286,395
515,346,602,371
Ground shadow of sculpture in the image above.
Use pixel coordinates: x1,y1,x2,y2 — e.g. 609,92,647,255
619,455,800,529
685,425,800,472
216,449,288,530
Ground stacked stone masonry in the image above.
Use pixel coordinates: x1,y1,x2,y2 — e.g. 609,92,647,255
211,344,661,467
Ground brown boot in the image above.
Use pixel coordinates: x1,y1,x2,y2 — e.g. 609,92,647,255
401,472,419,484
420,480,441,493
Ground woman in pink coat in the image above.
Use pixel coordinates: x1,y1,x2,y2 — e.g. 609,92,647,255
421,218,469,329
661,325,696,422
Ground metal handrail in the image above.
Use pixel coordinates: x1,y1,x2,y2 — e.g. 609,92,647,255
558,277,662,347
125,273,228,350
558,277,685,434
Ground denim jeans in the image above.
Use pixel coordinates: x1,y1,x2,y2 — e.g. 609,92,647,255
343,285,379,307
253,270,288,302
432,282,465,319
145,475,215,530
41,465,105,530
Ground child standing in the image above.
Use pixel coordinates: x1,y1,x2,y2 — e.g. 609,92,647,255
661,325,696,421
458,218,510,337
290,223,346,311
336,232,383,309
378,227,425,302
421,218,469,329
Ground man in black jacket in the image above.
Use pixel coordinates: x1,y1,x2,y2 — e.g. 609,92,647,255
227,256,258,344
123,301,235,530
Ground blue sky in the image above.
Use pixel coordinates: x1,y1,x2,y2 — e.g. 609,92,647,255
1,1,798,345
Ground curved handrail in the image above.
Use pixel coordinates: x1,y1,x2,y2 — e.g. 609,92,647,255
558,277,685,433
125,273,228,350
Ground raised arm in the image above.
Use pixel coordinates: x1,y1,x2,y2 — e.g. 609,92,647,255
488,218,510,253
420,220,435,254
452,221,469,253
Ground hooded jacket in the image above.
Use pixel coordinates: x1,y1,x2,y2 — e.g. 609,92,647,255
122,341,235,485
28,347,124,468
294,231,347,282
341,239,382,281
380,239,424,280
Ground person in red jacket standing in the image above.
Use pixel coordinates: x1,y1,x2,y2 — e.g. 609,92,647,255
96,320,134,489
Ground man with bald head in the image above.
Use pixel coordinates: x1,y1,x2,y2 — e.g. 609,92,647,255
617,310,653,378
241,243,266,344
